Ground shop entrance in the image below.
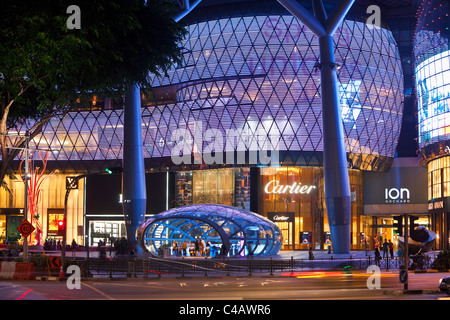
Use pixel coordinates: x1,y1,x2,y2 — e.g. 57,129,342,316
268,212,295,250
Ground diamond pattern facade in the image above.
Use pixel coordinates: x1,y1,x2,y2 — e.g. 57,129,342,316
11,14,403,173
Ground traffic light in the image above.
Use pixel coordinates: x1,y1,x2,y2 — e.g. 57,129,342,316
393,215,403,236
409,215,419,234
105,167,123,174
57,220,65,236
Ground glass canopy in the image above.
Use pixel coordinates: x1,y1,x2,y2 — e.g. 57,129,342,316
136,204,282,257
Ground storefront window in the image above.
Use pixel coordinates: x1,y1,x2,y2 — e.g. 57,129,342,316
260,167,320,250
259,167,363,250
428,156,450,200
47,210,64,238
193,169,234,205
89,221,125,246
234,168,250,210
0,214,6,243
175,172,193,207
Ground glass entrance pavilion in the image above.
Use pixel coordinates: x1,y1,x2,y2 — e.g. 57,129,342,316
136,204,282,257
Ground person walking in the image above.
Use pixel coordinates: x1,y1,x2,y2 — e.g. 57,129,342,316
308,247,314,260
374,247,381,266
388,239,394,259
181,240,188,256
194,238,200,257
382,239,389,258
172,240,178,256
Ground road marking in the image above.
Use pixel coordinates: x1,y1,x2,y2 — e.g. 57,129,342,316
81,283,115,300
15,288,33,300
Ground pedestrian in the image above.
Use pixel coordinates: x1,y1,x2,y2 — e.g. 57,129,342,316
194,238,200,256
374,247,381,266
181,240,187,256
172,240,178,256
200,238,206,257
382,239,388,258
308,247,314,260
388,239,394,259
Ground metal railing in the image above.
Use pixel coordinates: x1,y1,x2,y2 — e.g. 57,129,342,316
33,253,438,279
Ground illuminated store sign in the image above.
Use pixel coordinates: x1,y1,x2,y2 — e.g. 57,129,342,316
267,212,294,223
384,187,410,203
428,200,444,210
264,180,316,194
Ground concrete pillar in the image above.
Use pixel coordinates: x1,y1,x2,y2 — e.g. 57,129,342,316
278,0,355,253
122,83,147,254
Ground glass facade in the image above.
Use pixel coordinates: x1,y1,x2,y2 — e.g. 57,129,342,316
414,0,449,148
175,168,250,210
415,0,450,250
5,13,403,174
136,204,282,257
258,167,364,250
0,1,409,252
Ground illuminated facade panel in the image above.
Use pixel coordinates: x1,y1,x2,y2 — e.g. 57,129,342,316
416,50,450,147
7,15,403,173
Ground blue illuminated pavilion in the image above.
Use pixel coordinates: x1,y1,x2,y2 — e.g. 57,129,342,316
136,204,282,257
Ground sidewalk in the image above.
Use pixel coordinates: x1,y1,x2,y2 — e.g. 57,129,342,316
37,248,440,261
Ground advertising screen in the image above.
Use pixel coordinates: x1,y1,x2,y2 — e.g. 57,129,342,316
415,49,450,147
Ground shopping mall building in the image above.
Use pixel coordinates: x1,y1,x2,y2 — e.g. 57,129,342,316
0,0,446,251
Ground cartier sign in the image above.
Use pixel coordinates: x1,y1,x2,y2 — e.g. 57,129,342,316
268,212,294,223
264,180,316,194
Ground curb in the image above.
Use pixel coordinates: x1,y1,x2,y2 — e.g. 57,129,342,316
384,289,442,295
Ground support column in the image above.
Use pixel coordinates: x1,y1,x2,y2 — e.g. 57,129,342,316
123,83,147,254
278,0,354,253
319,35,351,254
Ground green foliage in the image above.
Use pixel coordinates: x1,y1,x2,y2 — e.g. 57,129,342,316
0,0,186,125
431,251,450,271
0,0,186,185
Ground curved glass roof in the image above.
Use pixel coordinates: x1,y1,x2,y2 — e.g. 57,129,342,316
136,204,282,257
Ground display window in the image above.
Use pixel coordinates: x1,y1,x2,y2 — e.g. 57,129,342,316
0,214,6,243
259,167,364,250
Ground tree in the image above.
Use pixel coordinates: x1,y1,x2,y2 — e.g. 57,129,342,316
0,0,186,187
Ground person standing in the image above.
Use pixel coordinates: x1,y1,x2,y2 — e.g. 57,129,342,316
181,240,187,256
194,238,200,257
382,239,389,258
388,239,394,259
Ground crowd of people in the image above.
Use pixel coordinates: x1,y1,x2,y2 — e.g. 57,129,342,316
373,238,395,263
170,238,224,257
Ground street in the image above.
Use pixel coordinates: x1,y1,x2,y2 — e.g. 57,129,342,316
1,271,448,301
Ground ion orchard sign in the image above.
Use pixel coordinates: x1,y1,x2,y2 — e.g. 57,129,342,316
264,180,316,194
384,187,411,204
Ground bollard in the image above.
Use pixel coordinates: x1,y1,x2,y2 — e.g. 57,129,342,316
143,259,149,279
181,257,185,278
204,257,208,277
290,256,294,274
127,261,132,278
270,257,273,276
